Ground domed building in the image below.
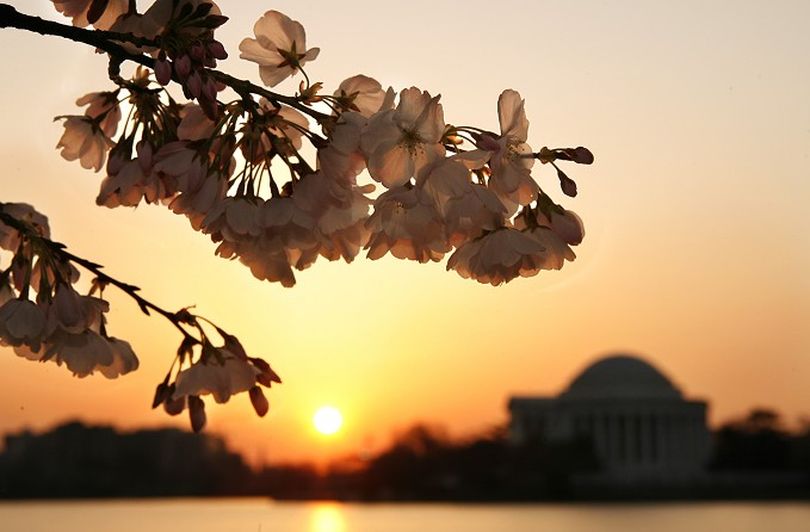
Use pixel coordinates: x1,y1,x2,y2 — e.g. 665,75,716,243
508,354,711,482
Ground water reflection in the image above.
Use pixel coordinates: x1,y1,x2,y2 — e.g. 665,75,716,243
2,500,810,532
310,503,346,532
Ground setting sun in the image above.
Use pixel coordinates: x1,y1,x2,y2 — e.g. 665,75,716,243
313,407,343,436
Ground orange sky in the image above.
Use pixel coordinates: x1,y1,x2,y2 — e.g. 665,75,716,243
0,0,808,465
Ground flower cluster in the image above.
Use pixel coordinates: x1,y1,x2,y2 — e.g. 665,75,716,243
50,2,593,287
0,203,138,378
145,1,228,118
152,329,281,432
0,201,279,431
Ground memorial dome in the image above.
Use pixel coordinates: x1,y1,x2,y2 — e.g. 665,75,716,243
562,354,682,400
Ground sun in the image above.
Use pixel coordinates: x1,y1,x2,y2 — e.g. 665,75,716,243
313,406,343,435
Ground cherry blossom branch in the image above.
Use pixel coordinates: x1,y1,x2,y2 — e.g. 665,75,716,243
0,206,197,342
0,5,154,62
3,1,594,291
0,4,329,121
0,201,280,431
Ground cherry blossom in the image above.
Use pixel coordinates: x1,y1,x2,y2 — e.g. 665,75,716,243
33,329,138,378
1,280,140,378
169,171,227,230
45,285,107,335
318,112,373,185
109,0,222,52
546,209,585,246
479,90,539,213
362,87,446,188
76,91,121,138
525,226,576,270
98,337,140,378
97,140,181,207
45,330,114,377
229,236,296,287
292,173,373,263
202,196,263,243
239,10,320,87
446,228,552,286
0,299,47,351
511,212,577,270
366,185,450,263
420,159,507,246
140,0,222,38
318,86,393,184
51,0,128,31
29,259,80,296
268,105,309,152
97,155,149,207
258,197,318,268
173,355,260,404
0,203,50,251
56,116,113,172
240,99,309,162
334,75,387,117
151,141,202,193
178,104,218,141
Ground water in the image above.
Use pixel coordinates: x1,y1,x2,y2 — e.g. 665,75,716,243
1,499,810,532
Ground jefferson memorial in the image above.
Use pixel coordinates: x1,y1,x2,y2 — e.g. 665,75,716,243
508,354,711,482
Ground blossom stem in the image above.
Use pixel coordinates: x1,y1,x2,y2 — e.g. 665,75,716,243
299,67,311,91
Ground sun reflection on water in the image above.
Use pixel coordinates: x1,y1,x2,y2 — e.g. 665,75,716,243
310,503,346,532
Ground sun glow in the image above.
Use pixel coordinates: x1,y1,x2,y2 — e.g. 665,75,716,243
310,503,346,532
313,406,343,435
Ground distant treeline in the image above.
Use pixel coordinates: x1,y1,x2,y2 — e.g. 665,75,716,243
0,422,251,498
2,409,810,500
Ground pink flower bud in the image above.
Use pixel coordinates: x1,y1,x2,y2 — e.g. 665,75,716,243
164,395,185,416
155,59,172,85
557,168,578,197
249,386,269,417
174,54,192,80
207,41,227,60
188,395,206,432
151,382,170,409
186,72,202,98
190,43,205,62
476,133,500,152
202,79,217,102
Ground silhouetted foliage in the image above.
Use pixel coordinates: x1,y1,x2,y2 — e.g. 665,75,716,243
0,421,250,498
711,408,792,470
296,424,600,501
3,413,810,501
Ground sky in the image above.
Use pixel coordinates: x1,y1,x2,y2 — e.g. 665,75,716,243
0,0,808,465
